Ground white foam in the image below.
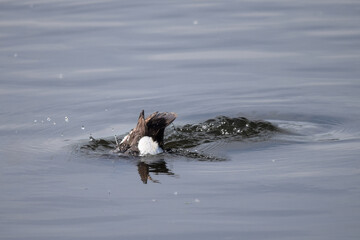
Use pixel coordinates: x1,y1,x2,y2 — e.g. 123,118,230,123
138,136,163,156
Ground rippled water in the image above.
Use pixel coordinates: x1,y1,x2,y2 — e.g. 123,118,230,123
1,0,360,239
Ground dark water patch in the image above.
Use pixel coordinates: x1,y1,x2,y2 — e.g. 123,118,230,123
83,136,115,151
164,115,279,149
76,137,126,160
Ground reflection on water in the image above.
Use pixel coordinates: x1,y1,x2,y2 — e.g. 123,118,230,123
137,159,175,184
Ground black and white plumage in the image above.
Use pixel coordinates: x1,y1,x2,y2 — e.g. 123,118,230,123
116,110,177,156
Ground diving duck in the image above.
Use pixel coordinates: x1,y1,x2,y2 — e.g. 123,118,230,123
116,110,177,156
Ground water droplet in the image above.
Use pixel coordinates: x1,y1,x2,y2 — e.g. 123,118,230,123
41,120,44,123
174,191,178,195
81,125,85,130
111,128,114,132
193,20,198,25
152,199,157,202
65,116,69,122
194,198,200,203
47,117,51,122
245,123,249,127
13,53,18,58
53,122,56,125
33,120,37,123
58,74,63,79
61,133,64,137
105,109,108,112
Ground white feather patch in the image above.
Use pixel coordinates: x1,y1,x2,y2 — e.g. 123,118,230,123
120,130,132,144
138,136,163,156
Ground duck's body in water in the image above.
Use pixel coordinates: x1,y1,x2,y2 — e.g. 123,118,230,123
115,110,177,156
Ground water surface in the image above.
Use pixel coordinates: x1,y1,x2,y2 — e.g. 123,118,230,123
1,0,360,239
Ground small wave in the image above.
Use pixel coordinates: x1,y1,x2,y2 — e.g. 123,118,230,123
271,117,358,143
164,116,279,149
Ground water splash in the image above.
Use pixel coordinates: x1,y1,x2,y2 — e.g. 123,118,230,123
164,116,278,149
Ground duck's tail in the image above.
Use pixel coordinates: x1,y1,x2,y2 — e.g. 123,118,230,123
145,111,177,148
117,110,177,154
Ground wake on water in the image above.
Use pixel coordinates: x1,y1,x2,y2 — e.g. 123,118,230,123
78,116,280,161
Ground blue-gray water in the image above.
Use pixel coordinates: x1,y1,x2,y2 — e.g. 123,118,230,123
1,0,360,239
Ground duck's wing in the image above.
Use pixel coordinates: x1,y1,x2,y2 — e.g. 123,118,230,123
145,111,177,148
145,112,177,126
118,110,147,154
